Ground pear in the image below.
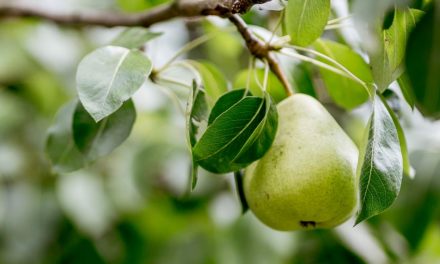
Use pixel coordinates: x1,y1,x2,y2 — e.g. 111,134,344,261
244,94,359,231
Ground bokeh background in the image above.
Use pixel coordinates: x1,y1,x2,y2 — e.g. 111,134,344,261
0,0,439,263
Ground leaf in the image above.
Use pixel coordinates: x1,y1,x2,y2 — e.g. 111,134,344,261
405,4,440,119
356,94,403,224
314,39,372,110
73,99,136,161
208,89,249,125
370,8,424,91
186,81,209,190
397,73,415,109
381,94,413,178
233,68,287,103
111,27,162,49
291,62,317,97
193,90,278,173
76,46,152,122
187,61,229,107
45,101,85,173
233,93,278,164
285,0,330,47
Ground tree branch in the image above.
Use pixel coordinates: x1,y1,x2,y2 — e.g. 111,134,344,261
0,0,267,26
0,0,293,96
228,14,294,96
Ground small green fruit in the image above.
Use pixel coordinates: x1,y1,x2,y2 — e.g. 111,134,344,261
244,94,359,231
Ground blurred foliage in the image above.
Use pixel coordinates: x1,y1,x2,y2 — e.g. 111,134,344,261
0,0,439,264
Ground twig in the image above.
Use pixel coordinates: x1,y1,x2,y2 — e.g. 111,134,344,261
228,14,294,96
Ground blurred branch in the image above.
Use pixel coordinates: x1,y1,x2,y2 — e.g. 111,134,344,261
0,0,270,26
0,0,296,95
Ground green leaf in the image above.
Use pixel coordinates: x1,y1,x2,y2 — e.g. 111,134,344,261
193,90,278,173
73,99,136,161
405,4,440,119
381,94,413,178
397,73,415,109
314,39,372,110
186,81,209,190
45,101,85,173
111,27,162,49
233,69,287,103
291,62,317,97
370,8,423,91
285,0,330,47
233,93,278,164
208,89,249,125
187,61,229,107
356,94,403,224
76,46,152,121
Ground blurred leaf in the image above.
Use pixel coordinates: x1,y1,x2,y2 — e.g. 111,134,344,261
291,230,367,263
111,27,162,49
186,82,209,190
23,71,69,115
193,90,277,173
233,68,287,103
202,22,242,76
45,101,85,173
405,4,440,119
285,0,330,46
73,99,136,161
291,62,317,97
356,93,403,224
397,73,415,109
370,8,423,91
76,46,151,121
187,61,228,107
0,37,35,83
314,39,372,110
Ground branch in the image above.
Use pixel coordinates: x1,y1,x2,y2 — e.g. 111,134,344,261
0,0,293,96
0,1,267,26
228,14,294,96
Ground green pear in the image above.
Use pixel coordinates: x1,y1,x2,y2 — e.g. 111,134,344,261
244,94,359,231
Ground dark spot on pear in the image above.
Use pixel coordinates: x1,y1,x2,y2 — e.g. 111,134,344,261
300,221,316,228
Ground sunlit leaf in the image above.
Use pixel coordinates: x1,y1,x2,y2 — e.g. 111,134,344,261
285,0,330,46
73,99,136,161
356,93,403,224
76,46,152,121
314,39,372,110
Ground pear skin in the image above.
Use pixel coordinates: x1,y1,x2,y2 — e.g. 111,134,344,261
244,94,359,231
